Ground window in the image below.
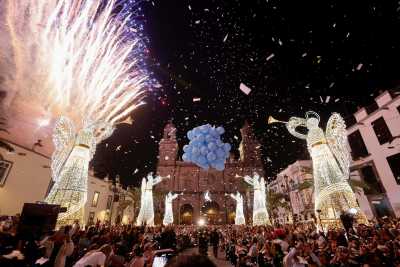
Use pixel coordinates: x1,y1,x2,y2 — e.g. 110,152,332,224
92,191,100,207
348,130,369,159
365,102,379,115
372,117,393,145
344,115,357,129
360,165,384,194
0,159,12,186
387,153,400,184
106,195,113,210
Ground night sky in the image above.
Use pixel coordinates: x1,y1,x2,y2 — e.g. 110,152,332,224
92,0,400,186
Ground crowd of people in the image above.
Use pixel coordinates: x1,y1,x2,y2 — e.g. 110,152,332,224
1,215,400,267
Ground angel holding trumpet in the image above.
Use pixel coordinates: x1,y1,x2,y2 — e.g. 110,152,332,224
268,111,367,227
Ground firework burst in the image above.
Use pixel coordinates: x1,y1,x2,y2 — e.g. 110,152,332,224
1,0,149,128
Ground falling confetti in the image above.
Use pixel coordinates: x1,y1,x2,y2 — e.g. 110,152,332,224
239,83,252,95
266,53,275,61
223,33,229,42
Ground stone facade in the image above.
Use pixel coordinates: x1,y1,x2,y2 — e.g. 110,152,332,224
155,122,265,225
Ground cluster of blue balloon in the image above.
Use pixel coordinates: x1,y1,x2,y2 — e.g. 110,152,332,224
182,124,231,171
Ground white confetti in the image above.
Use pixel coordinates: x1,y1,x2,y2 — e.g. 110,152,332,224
234,135,239,140
193,97,201,102
319,96,324,103
302,52,307,57
239,83,252,95
223,33,229,42
134,169,139,174
335,98,340,102
116,145,121,151
356,63,363,70
195,20,200,24
188,5,191,10
266,53,275,61
325,96,331,103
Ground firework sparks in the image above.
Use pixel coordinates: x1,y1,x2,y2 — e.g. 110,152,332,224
1,0,149,128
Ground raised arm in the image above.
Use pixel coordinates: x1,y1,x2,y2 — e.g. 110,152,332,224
152,175,163,186
286,117,307,140
243,175,254,186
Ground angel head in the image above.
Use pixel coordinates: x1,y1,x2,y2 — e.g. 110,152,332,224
305,111,320,129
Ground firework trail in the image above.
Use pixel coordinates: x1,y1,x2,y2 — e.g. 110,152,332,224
0,0,149,129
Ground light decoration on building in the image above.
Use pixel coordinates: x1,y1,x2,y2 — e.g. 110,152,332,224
243,172,271,226
285,111,367,227
1,0,154,225
163,192,182,225
136,173,170,226
227,191,246,225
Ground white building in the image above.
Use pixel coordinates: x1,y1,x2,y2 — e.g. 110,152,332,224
273,160,314,223
0,140,134,225
347,90,400,218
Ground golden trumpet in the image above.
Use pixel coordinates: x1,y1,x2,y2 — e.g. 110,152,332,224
267,116,287,124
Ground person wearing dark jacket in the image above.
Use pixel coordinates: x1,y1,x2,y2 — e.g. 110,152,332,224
209,229,219,259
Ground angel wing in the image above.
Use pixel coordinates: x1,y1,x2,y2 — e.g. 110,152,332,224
325,113,351,180
51,117,75,181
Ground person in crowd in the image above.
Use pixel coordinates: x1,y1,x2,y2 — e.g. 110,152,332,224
209,228,219,258
73,244,112,267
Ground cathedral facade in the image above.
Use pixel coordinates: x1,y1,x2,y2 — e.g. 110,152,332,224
155,122,265,225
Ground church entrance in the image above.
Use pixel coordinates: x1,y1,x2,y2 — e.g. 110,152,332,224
201,201,220,224
180,204,194,225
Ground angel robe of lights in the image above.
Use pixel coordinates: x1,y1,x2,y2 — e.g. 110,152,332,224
204,191,212,202
286,111,367,226
244,173,271,226
162,192,180,225
45,117,113,225
136,173,164,226
229,192,246,225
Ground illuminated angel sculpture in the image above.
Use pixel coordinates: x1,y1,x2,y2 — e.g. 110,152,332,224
204,191,212,202
136,173,169,226
162,192,181,225
229,192,246,225
286,111,367,226
244,172,271,226
45,117,114,225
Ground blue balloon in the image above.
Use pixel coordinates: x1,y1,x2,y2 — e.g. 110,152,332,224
197,134,205,143
216,126,225,135
187,131,194,140
198,155,207,164
216,139,224,147
185,124,231,171
208,142,216,151
216,148,225,158
200,125,209,133
224,143,231,152
200,146,208,156
206,152,216,161
192,147,200,156
215,162,225,171
205,134,213,142
183,145,190,152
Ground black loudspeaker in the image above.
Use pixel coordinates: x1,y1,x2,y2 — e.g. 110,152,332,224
17,203,61,240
